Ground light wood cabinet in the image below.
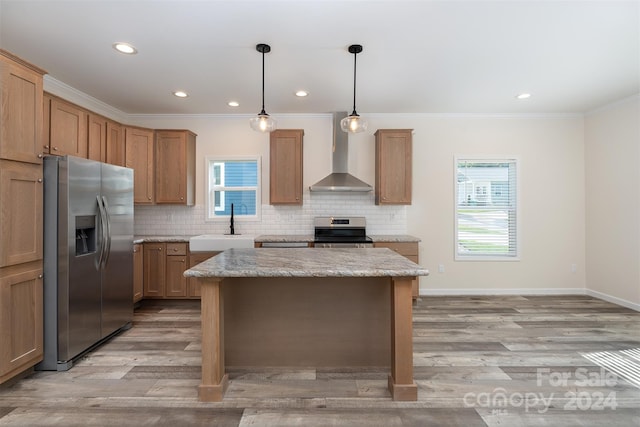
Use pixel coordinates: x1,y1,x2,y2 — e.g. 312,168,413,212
0,50,45,164
0,266,43,384
46,96,87,158
269,129,303,205
166,243,188,298
188,251,219,298
375,129,412,205
374,241,419,299
142,243,165,298
142,242,190,299
0,50,45,384
133,244,143,303
155,130,196,205
106,121,125,166
0,161,43,268
125,126,154,204
87,113,107,162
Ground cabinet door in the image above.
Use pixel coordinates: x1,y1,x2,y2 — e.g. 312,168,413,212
0,267,43,384
125,127,154,204
375,129,412,205
87,113,107,162
133,244,143,303
155,130,195,205
0,161,43,268
269,129,303,205
143,243,165,298
106,121,125,166
165,255,187,298
49,98,87,157
0,57,44,164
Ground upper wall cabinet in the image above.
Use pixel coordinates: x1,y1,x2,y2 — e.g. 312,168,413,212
269,129,303,205
155,130,196,206
106,121,125,167
0,50,45,164
45,95,88,158
125,126,154,205
375,129,413,205
87,113,107,162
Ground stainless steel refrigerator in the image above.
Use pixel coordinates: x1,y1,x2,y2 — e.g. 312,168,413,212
38,155,134,371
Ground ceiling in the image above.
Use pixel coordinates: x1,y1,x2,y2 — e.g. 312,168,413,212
1,0,638,116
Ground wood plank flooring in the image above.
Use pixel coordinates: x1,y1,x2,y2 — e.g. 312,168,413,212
1,295,640,426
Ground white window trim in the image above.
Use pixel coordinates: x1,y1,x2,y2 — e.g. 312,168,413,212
454,156,521,261
205,155,262,222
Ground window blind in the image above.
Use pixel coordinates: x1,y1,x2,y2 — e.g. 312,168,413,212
455,159,518,259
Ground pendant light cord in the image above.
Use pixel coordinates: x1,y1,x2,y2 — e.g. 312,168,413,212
351,50,357,116
260,48,266,115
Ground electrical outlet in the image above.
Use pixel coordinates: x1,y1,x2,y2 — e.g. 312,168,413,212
438,264,445,273
571,263,577,273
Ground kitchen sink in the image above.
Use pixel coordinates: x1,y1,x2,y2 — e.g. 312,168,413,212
189,234,255,252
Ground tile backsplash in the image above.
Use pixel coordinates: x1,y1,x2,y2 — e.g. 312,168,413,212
135,192,407,236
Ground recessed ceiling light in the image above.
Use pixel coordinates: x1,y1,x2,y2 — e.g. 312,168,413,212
516,93,531,99
113,42,137,55
228,101,240,107
173,91,188,98
295,90,309,97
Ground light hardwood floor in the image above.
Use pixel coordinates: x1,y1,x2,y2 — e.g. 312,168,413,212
1,295,639,426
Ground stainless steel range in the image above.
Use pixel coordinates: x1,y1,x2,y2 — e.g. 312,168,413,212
313,216,374,248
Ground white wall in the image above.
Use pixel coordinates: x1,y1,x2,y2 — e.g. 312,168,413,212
130,112,587,294
361,114,586,294
46,78,591,295
584,96,640,308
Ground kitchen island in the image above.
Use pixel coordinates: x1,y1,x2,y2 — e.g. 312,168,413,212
183,247,429,402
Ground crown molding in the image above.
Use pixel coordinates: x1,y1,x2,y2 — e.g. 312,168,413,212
43,76,128,123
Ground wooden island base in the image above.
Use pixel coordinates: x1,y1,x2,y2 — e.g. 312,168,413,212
196,275,417,402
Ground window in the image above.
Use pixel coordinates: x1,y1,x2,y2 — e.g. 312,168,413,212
206,157,261,221
455,158,518,260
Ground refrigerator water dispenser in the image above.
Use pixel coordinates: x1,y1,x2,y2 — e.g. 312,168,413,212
75,215,96,255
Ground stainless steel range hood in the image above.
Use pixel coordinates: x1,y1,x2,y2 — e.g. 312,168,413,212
309,112,372,192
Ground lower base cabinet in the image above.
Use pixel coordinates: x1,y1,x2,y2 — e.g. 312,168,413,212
0,265,43,384
141,242,204,299
373,242,419,299
133,244,143,303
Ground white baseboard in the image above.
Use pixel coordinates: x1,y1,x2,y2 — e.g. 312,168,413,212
420,287,585,296
585,289,640,312
419,287,640,312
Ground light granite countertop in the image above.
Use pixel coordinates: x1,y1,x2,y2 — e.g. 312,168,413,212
183,247,430,278
254,234,420,243
368,234,421,243
135,234,421,245
254,234,315,243
133,235,193,244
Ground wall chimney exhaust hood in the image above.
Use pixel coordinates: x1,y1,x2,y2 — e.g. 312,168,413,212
309,113,373,192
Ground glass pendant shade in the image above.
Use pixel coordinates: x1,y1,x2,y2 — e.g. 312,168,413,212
340,113,368,133
249,112,277,132
250,43,276,133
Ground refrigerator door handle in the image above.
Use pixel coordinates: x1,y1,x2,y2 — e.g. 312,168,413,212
101,196,112,268
96,195,107,270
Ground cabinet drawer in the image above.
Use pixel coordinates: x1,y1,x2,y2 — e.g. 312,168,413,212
374,242,418,256
166,243,187,255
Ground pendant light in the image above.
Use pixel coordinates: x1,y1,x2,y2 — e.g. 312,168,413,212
249,43,277,132
340,44,368,133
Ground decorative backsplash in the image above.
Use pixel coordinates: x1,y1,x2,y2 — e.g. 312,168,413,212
134,192,407,236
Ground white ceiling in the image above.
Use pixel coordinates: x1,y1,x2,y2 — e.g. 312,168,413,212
1,0,638,115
